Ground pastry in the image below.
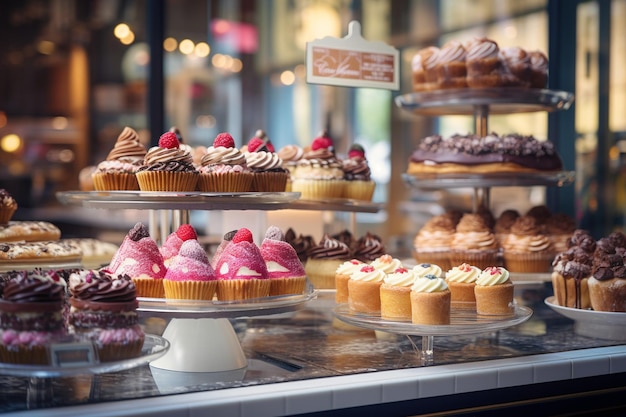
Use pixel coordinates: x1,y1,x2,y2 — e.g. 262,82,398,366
197,132,253,192
407,133,563,175
290,131,345,200
304,233,352,289
474,266,514,316
285,228,315,263
352,232,385,263
78,165,96,191
62,238,119,268
411,46,439,91
260,226,307,296
546,212,577,253
342,144,375,201
163,239,217,300
370,254,403,274
0,240,82,261
435,40,467,89
501,215,555,273
413,212,458,270
244,130,289,192
445,263,481,303
0,189,18,225
214,228,270,301
466,37,503,88
0,270,67,364
277,144,304,191
210,229,237,269
494,209,520,247
335,259,365,303
380,267,417,321
551,229,595,309
0,220,61,243
160,224,198,267
347,264,385,314
412,262,443,278
92,126,146,191
588,234,626,312
528,50,549,88
136,131,199,192
499,46,531,87
450,213,499,270
68,270,144,362
410,274,451,325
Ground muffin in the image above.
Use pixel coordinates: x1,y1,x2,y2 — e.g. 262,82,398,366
413,213,457,271
106,222,167,298
136,131,199,191
411,46,439,91
0,270,67,364
68,270,144,362
450,213,499,269
501,215,555,273
277,144,304,191
290,131,345,200
347,264,386,314
260,226,307,296
551,229,595,309
163,239,217,300
197,132,254,192
342,144,375,201
214,228,270,301
335,259,365,304
380,267,417,321
435,40,467,89
474,266,514,316
304,233,352,289
92,126,146,191
410,274,451,325
445,263,481,304
465,37,503,88
244,130,289,192
0,189,18,225
160,224,198,267
588,234,626,311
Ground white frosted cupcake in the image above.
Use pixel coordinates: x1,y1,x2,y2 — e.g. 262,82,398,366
380,267,418,321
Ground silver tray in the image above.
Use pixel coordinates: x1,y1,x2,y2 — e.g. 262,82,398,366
545,296,626,341
0,334,169,377
395,88,575,116
402,171,575,189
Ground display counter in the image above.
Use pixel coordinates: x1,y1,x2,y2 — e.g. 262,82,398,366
2,287,625,416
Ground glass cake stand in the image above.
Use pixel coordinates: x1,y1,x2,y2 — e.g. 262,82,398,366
334,303,532,365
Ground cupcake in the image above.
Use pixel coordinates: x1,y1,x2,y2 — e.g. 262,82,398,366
244,130,289,192
0,189,18,225
445,263,481,304
68,270,144,362
163,239,217,300
285,228,315,263
410,274,451,325
528,50,549,88
277,144,304,191
197,132,253,192
342,144,375,201
588,234,626,312
0,270,67,364
347,264,386,314
465,37,503,88
210,229,237,269
499,46,531,87
411,46,439,91
304,233,352,289
494,209,520,248
412,262,443,279
370,254,404,274
450,213,499,269
160,224,198,267
335,259,365,304
136,131,199,191
380,266,417,321
352,232,386,264
106,223,166,298
92,127,146,191
290,131,345,200
435,40,467,89
474,266,514,316
551,229,595,309
413,213,457,271
260,226,307,296
79,165,96,191
501,215,555,273
546,213,577,254
214,228,270,301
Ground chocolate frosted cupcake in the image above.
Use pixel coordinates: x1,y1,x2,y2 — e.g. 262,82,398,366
0,270,67,364
244,130,289,192
502,215,555,273
285,228,315,263
551,229,595,309
342,144,375,201
353,232,385,263
304,233,352,289
588,234,626,311
92,127,147,191
68,270,144,362
413,213,457,271
198,132,253,192
0,189,18,225
450,213,499,270
494,209,520,247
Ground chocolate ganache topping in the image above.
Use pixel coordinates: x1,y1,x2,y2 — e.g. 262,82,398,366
69,270,136,304
354,232,385,262
2,271,65,304
592,236,626,281
410,133,563,170
128,222,150,241
308,234,351,260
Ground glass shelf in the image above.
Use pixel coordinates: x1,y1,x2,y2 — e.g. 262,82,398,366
402,171,575,189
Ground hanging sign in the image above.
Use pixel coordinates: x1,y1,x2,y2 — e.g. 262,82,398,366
306,21,399,90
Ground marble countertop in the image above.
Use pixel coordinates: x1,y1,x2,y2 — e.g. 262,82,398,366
2,286,626,416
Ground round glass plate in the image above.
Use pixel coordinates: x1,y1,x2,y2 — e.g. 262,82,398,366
56,191,301,211
402,171,575,189
138,287,319,319
0,334,169,377
395,88,575,116
333,303,532,336
545,296,626,341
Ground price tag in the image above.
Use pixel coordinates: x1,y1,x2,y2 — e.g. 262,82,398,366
50,341,97,367
306,21,399,90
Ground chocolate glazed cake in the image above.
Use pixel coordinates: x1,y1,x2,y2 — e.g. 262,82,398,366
407,133,563,174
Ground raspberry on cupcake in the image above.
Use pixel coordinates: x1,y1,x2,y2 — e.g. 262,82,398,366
198,132,253,192
244,130,289,192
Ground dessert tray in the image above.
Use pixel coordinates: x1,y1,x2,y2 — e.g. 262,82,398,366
403,171,575,189
544,296,626,341
395,87,575,116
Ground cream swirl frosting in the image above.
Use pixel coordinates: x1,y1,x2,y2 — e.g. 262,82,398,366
503,234,551,253
476,266,510,286
144,145,193,165
106,127,146,162
245,151,283,171
350,265,385,283
446,263,481,283
411,274,448,293
412,263,443,278
201,146,247,166
336,259,364,275
466,38,499,61
278,145,304,163
370,254,403,273
384,267,417,287
437,40,466,64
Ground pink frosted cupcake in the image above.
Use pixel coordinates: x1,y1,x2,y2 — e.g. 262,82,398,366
210,229,237,269
160,224,199,266
92,127,146,191
164,239,217,300
214,228,270,300
260,226,306,295
198,132,253,192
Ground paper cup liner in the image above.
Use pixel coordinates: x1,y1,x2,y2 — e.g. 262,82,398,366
163,280,217,300
197,172,253,192
136,171,198,192
93,172,139,191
